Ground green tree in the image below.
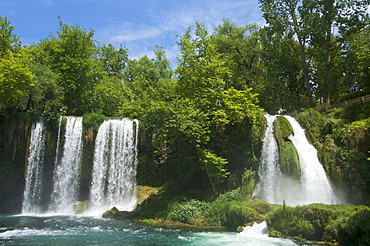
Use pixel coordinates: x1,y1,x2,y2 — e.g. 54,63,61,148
175,23,261,196
98,43,128,79
303,0,369,105
38,18,100,115
258,27,306,113
341,25,370,96
0,16,20,56
0,50,34,110
120,48,174,119
27,63,63,118
212,19,264,90
93,76,124,116
259,0,369,108
259,0,316,107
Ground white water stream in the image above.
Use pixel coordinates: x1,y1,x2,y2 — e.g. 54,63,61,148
22,118,47,214
88,118,139,215
253,114,282,204
284,115,336,204
253,114,337,205
49,116,83,214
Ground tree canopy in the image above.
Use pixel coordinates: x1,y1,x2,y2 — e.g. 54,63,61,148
0,2,369,194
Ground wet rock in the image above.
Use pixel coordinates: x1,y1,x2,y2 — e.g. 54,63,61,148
102,207,134,219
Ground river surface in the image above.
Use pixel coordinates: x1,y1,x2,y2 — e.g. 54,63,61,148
0,214,318,246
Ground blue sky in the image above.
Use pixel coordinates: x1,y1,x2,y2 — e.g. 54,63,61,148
1,0,264,66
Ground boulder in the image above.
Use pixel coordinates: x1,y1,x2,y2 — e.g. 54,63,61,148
274,116,301,180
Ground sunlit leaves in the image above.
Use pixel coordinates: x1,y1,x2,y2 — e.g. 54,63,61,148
0,50,34,108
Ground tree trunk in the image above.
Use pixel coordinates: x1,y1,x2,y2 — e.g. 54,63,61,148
287,0,316,108
203,162,217,198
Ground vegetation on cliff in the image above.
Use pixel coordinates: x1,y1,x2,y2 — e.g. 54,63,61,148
0,0,370,243
296,107,370,205
274,116,300,179
266,204,370,245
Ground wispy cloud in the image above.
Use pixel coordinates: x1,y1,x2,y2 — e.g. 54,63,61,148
97,0,264,64
105,22,162,43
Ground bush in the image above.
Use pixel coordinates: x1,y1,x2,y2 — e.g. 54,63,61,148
82,112,106,129
266,204,369,243
339,208,370,245
167,199,210,224
204,199,271,228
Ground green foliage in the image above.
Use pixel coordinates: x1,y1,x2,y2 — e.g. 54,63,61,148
266,205,327,240
93,76,124,116
204,199,271,228
37,18,100,115
98,43,128,79
28,63,63,119
240,168,256,197
212,20,262,90
167,199,210,224
266,204,365,242
0,16,20,56
82,113,106,129
274,117,300,179
295,108,325,143
0,50,34,110
339,208,370,245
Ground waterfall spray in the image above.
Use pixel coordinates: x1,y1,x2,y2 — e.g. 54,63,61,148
22,118,47,214
284,115,337,204
88,118,139,215
49,116,83,214
253,114,338,205
252,114,282,204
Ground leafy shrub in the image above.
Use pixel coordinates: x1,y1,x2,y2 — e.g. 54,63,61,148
167,199,210,224
204,199,268,228
240,168,256,198
266,204,369,243
82,112,106,129
295,108,325,143
339,208,370,245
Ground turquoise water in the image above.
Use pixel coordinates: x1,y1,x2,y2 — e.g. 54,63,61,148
0,215,314,246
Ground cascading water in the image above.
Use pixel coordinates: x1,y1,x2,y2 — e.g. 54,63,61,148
252,114,282,204
22,118,47,214
284,115,336,204
49,116,83,214
253,114,337,205
88,118,139,215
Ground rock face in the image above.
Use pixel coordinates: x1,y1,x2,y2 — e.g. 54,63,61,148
102,207,135,220
74,200,89,214
274,116,301,180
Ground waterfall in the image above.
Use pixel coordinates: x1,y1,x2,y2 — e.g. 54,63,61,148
49,116,83,214
88,118,139,215
253,114,337,205
22,118,47,214
253,114,284,204
284,115,336,204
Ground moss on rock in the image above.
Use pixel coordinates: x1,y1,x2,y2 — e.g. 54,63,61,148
74,200,89,214
274,116,301,179
265,203,370,244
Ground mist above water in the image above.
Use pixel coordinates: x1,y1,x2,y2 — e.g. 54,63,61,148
253,114,339,206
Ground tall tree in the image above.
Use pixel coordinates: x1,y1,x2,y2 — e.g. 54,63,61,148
0,16,20,56
212,19,264,90
259,0,369,108
258,27,306,113
303,0,369,105
38,18,100,115
259,0,316,107
175,23,261,196
98,43,128,79
0,50,34,110
0,17,33,112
